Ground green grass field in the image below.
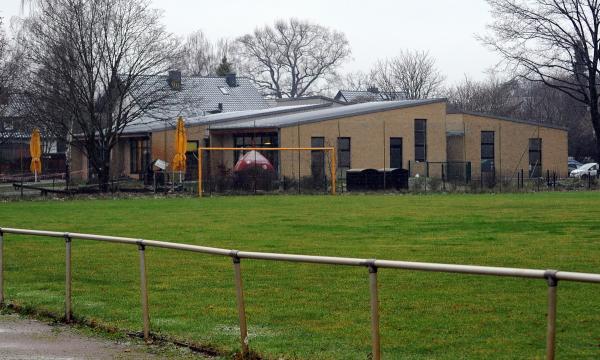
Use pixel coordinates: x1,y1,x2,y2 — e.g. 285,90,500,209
1,193,600,359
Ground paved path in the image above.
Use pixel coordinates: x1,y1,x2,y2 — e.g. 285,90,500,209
0,314,160,359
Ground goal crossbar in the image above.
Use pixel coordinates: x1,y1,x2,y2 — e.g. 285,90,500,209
197,147,337,196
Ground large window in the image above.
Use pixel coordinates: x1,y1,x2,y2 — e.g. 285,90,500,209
390,137,403,169
130,138,150,174
414,119,427,162
337,137,351,169
233,133,278,166
529,138,542,178
481,131,495,172
311,137,325,179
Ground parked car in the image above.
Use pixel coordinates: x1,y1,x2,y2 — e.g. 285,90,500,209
570,163,599,178
568,159,583,173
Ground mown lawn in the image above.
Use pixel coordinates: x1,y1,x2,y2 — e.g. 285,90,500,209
1,193,600,359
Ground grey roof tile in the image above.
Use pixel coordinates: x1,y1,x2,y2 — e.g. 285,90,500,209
127,75,270,118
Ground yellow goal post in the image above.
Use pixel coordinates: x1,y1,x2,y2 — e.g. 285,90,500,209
197,147,337,197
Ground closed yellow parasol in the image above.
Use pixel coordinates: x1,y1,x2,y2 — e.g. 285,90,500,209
30,128,42,182
172,116,187,176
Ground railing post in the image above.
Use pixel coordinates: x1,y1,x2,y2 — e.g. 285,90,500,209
231,251,249,358
545,270,558,360
138,242,150,342
64,233,72,322
367,260,381,360
0,229,4,306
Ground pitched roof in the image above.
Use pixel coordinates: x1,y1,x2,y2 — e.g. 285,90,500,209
129,75,270,119
211,98,446,130
334,90,406,103
0,93,28,119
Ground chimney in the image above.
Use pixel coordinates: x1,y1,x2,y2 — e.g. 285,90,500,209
218,103,223,112
225,73,237,87
168,70,182,90
367,86,379,94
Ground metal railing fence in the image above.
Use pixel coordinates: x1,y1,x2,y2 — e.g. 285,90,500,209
1,227,600,359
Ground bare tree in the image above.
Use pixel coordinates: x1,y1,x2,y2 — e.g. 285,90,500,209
482,0,600,160
179,30,217,76
446,74,520,116
371,50,445,100
0,17,10,118
335,70,371,91
446,73,592,159
0,17,29,146
22,0,181,190
236,18,351,98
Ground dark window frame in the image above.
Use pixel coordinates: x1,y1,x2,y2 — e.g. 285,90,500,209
232,132,279,167
481,131,495,173
414,119,427,162
311,136,326,179
529,138,542,178
337,137,351,169
390,137,403,169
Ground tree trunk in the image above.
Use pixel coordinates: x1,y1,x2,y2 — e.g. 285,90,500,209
590,102,600,162
97,167,110,192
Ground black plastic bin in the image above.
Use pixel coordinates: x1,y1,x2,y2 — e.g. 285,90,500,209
346,168,409,191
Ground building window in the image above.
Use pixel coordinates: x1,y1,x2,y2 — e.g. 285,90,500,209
130,138,150,174
390,137,403,169
337,137,351,169
311,137,325,180
233,133,278,167
186,140,199,153
481,131,495,173
218,86,230,95
414,119,427,162
529,138,542,178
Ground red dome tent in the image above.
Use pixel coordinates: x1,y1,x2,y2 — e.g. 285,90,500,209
234,150,275,172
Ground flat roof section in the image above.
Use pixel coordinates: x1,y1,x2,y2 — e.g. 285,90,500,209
450,111,568,131
122,103,331,135
211,98,447,130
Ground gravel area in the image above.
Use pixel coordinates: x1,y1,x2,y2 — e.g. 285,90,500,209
0,313,161,359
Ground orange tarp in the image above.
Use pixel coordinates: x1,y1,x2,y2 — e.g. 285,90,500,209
172,116,187,172
30,128,42,174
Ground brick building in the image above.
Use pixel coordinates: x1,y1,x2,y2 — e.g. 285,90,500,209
71,98,568,187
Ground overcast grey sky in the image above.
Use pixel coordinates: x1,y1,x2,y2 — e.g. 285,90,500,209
1,0,500,85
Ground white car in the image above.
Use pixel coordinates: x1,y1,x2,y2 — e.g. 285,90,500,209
570,163,599,178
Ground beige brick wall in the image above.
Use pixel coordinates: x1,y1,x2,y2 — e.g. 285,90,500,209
447,114,568,179
278,102,448,178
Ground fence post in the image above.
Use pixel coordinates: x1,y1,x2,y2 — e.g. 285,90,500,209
588,171,592,190
367,261,381,360
330,148,337,195
64,233,72,322
442,163,446,191
138,242,150,342
521,169,524,189
198,149,203,197
231,251,249,358
0,229,3,305
545,270,558,360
